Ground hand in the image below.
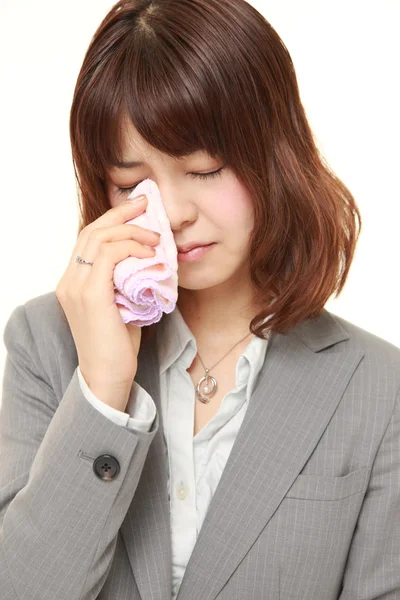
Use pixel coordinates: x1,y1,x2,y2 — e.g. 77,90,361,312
56,196,161,412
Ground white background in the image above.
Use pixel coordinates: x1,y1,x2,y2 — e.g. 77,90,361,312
1,0,399,397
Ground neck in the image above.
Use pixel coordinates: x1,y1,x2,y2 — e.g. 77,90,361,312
176,286,260,343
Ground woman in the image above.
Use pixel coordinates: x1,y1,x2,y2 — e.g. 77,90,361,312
1,0,399,598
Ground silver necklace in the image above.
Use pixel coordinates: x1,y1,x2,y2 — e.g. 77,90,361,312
195,331,253,403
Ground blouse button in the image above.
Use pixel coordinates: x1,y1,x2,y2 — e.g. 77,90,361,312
176,484,189,500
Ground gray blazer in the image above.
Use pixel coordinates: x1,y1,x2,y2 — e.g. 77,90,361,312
1,291,400,600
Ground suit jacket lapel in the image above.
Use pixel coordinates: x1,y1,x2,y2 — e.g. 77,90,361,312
120,309,364,600
176,310,364,600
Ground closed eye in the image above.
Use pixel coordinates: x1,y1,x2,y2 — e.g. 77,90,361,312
115,167,225,196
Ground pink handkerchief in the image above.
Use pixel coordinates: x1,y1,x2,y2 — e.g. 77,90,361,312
113,179,178,326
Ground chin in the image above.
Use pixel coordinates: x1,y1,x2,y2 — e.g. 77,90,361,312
177,271,233,291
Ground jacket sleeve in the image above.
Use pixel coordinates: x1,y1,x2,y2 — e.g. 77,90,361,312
0,304,159,600
77,365,157,432
339,389,400,599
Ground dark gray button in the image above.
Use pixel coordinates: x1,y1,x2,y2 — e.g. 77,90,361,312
93,454,120,481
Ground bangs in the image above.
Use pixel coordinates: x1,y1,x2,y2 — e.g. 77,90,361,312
78,18,235,179
70,0,362,336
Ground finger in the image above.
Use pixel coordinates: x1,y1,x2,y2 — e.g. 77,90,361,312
84,223,161,247
76,237,157,287
70,197,150,264
73,222,160,282
80,239,157,305
84,197,149,237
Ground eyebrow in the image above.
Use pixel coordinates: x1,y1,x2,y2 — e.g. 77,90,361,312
112,159,145,169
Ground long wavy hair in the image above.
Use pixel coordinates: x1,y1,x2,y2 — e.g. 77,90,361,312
69,0,362,343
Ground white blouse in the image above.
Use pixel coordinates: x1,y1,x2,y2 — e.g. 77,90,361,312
77,306,270,599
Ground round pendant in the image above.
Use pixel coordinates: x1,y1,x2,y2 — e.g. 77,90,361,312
196,374,217,404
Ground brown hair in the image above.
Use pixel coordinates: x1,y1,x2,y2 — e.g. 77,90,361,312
69,0,361,342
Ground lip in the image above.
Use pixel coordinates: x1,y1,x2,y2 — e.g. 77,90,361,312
176,241,213,253
177,242,216,263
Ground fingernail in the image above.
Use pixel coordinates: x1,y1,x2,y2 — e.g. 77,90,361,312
133,194,146,202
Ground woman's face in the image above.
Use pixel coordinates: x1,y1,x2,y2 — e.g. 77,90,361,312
105,120,255,295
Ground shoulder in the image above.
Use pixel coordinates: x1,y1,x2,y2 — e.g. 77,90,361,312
327,308,400,367
3,291,77,393
323,309,400,413
293,307,400,422
25,290,69,329
5,290,72,346
294,306,400,371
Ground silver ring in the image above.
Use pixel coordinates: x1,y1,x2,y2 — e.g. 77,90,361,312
75,255,94,266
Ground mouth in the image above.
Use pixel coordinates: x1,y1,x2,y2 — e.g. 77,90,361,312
177,242,216,263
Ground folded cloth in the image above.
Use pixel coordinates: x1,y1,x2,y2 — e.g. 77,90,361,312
113,178,178,326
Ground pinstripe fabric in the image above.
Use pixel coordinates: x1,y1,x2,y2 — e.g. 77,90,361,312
77,305,270,599
1,290,400,600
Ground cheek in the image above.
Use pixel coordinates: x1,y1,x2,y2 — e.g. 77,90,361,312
212,183,253,229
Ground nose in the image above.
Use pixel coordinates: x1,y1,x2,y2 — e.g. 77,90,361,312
155,184,197,233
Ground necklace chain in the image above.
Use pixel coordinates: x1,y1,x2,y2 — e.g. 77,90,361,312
196,331,253,373
195,331,253,404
